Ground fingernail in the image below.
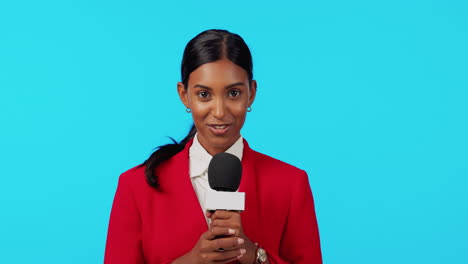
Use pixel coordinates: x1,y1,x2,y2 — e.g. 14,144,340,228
238,238,244,245
240,248,246,254
228,228,235,234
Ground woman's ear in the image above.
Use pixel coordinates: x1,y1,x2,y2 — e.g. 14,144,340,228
177,82,190,108
248,80,257,107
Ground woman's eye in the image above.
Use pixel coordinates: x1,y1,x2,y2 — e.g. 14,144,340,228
197,91,210,98
228,90,241,97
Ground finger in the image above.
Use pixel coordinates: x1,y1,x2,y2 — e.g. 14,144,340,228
211,210,240,220
210,219,228,228
212,255,242,264
211,219,240,229
203,248,246,262
210,236,245,251
203,226,236,240
210,220,241,236
199,235,244,253
206,211,213,218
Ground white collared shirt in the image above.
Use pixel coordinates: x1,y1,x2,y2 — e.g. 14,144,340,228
189,133,244,226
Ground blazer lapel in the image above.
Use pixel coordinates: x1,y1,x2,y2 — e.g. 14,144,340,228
239,140,260,243
174,139,209,229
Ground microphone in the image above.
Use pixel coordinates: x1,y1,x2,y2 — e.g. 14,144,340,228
206,153,245,251
208,152,242,191
205,152,245,212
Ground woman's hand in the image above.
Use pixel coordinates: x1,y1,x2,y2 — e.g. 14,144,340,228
208,211,258,264
172,225,246,264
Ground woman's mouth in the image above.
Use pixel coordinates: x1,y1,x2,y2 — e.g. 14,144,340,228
208,124,231,135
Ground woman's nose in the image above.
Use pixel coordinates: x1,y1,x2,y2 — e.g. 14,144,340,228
212,98,226,120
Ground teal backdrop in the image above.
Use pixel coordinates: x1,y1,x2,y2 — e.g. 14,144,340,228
0,0,467,263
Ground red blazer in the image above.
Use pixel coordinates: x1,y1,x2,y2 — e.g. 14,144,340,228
105,139,322,264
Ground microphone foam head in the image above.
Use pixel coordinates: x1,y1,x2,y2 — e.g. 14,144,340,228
208,152,242,192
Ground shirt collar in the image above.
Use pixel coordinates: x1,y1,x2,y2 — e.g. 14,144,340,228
189,133,244,178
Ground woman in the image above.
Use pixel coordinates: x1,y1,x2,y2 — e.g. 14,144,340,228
105,29,322,264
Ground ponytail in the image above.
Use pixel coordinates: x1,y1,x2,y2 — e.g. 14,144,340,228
142,124,197,189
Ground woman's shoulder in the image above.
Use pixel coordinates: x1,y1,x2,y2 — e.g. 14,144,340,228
116,164,147,189
246,146,307,178
117,147,187,190
121,164,146,177
246,147,312,199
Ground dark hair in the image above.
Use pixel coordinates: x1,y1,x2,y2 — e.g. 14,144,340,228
142,29,254,190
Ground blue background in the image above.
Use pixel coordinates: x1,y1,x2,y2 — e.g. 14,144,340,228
1,0,467,263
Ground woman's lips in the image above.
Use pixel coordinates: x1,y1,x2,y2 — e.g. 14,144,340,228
207,124,231,135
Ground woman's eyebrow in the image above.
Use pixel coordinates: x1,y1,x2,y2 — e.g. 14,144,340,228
193,84,212,90
225,82,245,89
193,82,245,90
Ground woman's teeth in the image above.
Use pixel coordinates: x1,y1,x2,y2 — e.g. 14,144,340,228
213,125,227,129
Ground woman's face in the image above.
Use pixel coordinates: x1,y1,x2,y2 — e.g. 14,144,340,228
178,59,256,156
